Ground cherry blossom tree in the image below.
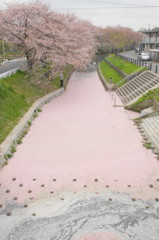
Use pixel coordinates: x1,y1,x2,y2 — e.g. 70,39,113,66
40,14,96,72
0,1,96,73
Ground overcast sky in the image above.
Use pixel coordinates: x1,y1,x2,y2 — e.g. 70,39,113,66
1,0,159,31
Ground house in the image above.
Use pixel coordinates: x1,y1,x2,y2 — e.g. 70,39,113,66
139,27,159,61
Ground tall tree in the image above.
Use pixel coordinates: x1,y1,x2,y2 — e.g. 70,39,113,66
0,1,96,73
100,26,144,53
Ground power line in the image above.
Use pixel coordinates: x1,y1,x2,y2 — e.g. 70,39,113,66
54,6,159,9
86,0,159,8
54,0,159,10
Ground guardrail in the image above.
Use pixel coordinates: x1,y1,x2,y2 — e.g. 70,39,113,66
118,54,150,68
7,57,26,62
0,68,19,79
116,66,145,87
141,38,159,43
119,74,159,105
118,54,159,74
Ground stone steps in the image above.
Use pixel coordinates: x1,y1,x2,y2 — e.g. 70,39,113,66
141,116,159,149
116,71,159,106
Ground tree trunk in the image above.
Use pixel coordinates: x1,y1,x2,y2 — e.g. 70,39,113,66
24,48,36,70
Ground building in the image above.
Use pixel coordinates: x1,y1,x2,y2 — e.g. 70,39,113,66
139,28,159,61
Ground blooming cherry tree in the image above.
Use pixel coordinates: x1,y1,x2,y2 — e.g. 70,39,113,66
0,1,96,73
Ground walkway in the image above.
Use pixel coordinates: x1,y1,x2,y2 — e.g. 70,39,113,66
0,71,159,239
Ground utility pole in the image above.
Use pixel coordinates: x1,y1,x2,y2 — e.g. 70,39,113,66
2,39,6,63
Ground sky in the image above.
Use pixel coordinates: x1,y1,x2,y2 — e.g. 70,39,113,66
1,0,159,31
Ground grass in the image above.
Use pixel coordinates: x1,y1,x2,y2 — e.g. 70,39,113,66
131,88,159,106
106,55,142,74
0,65,73,143
99,60,123,84
143,142,153,149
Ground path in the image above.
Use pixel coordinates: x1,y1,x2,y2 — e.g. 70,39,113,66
0,70,159,239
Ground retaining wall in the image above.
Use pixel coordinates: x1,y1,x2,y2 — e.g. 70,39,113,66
126,98,159,113
97,64,116,91
105,59,127,78
97,65,108,91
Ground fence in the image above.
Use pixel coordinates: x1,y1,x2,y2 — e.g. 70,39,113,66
118,54,151,69
116,66,145,87
118,54,159,74
0,68,19,79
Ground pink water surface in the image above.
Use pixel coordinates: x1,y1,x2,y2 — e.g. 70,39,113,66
0,71,159,204
79,232,122,240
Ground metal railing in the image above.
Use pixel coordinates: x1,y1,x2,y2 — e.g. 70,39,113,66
0,68,19,79
141,37,159,43
119,74,159,104
118,54,149,68
118,54,159,73
116,66,145,87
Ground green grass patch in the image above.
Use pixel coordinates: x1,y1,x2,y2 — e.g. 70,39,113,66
106,55,142,74
143,142,153,149
99,60,123,84
131,88,159,106
0,65,73,143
